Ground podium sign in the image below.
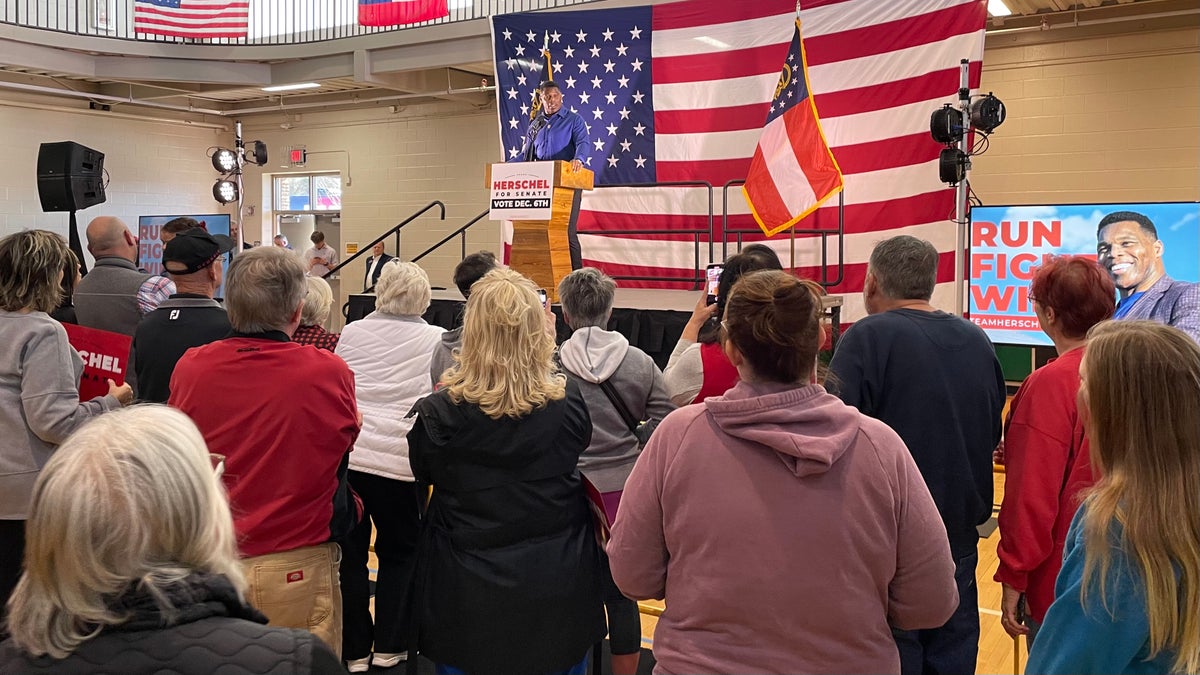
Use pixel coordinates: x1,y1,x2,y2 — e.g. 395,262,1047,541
488,162,555,220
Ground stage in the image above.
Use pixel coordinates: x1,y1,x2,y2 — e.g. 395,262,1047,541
347,289,842,370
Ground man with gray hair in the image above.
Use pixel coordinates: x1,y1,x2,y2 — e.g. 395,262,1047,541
828,235,1005,675
556,266,675,675
168,246,360,658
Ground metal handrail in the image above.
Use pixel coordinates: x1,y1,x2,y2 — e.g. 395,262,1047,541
411,209,490,265
721,179,845,289
591,180,714,288
324,200,445,283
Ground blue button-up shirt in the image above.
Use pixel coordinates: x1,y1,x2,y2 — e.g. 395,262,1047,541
518,108,590,163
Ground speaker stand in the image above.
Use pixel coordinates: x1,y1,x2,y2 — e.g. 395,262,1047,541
68,210,88,276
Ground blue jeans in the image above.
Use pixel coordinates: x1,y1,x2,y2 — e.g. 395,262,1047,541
893,551,979,675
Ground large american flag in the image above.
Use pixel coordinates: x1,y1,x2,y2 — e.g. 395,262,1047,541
133,0,249,39
492,0,986,320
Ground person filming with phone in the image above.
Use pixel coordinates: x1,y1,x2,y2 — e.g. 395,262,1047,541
511,80,590,270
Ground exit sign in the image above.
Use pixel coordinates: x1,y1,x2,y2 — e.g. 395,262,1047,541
287,145,307,166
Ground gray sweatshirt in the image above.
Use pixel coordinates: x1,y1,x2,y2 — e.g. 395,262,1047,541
0,310,121,519
559,326,676,492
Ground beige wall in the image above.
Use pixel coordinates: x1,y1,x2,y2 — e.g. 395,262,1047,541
0,97,230,263
238,100,501,302
973,25,1200,204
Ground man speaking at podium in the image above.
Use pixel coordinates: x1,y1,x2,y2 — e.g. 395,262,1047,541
513,80,590,270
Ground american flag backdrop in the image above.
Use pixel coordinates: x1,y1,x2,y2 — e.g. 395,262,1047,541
133,0,249,38
492,0,987,321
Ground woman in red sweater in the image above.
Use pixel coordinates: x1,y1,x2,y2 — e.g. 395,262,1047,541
994,256,1114,646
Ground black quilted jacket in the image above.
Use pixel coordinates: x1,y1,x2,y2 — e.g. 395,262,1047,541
0,572,346,674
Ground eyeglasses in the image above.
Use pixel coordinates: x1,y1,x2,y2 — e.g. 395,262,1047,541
210,453,226,479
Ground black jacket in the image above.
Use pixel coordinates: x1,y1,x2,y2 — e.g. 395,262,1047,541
363,253,395,290
0,573,344,675
406,381,606,674
132,294,231,403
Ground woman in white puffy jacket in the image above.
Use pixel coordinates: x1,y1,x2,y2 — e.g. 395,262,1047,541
334,261,444,673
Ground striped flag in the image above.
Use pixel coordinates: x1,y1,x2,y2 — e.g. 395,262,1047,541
743,19,843,237
133,0,248,39
359,0,449,27
492,0,985,321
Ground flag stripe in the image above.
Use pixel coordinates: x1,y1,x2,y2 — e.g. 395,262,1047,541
653,43,789,85
802,4,988,66
652,0,800,30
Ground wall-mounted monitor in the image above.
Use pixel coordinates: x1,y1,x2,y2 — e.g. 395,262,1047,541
138,214,234,298
969,202,1199,347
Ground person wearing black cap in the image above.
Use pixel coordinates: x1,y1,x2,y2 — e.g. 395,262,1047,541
513,79,591,269
131,229,234,403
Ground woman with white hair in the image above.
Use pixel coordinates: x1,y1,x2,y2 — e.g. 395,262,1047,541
0,230,132,621
292,276,340,352
334,261,443,672
407,267,605,675
0,405,344,673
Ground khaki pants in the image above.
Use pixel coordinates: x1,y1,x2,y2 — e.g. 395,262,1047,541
242,542,342,658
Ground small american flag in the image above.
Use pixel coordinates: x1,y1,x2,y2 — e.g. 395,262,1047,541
133,0,249,39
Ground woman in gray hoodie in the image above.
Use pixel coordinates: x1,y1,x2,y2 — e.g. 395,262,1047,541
0,230,131,622
557,267,675,675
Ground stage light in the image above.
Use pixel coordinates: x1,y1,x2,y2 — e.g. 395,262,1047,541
212,148,237,173
939,147,968,185
246,141,268,166
213,179,238,204
930,105,966,145
970,93,1007,133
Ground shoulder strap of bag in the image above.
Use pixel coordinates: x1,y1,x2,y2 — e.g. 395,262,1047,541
598,378,640,433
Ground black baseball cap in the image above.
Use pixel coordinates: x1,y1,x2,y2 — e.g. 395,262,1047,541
163,229,235,274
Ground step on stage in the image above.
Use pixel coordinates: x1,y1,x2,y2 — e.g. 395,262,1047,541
347,289,842,370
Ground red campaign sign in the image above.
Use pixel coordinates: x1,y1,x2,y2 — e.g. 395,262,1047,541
62,323,132,402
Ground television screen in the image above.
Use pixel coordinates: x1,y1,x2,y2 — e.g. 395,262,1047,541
138,214,234,298
969,202,1200,346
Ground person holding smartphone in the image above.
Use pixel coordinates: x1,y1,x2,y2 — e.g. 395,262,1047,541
663,246,782,406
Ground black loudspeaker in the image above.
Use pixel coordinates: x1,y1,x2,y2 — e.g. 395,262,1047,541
37,141,106,212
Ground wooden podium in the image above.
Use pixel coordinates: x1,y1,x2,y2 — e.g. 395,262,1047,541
487,161,593,302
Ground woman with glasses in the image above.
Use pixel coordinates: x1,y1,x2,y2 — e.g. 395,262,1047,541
609,270,957,673
994,256,1115,646
0,405,344,673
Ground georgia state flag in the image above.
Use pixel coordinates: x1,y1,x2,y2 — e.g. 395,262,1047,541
358,0,448,27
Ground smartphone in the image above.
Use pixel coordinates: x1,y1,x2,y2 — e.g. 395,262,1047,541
536,288,549,308
705,264,723,305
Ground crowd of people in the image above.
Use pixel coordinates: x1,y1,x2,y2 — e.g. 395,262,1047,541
0,220,1197,675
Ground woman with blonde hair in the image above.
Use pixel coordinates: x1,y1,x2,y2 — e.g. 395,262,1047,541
1027,320,1200,675
292,276,340,351
0,230,131,621
407,267,605,675
0,405,344,673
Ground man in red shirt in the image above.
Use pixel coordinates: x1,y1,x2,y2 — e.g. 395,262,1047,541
169,246,360,657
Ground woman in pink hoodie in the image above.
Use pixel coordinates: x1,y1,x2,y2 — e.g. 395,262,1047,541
608,270,959,674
